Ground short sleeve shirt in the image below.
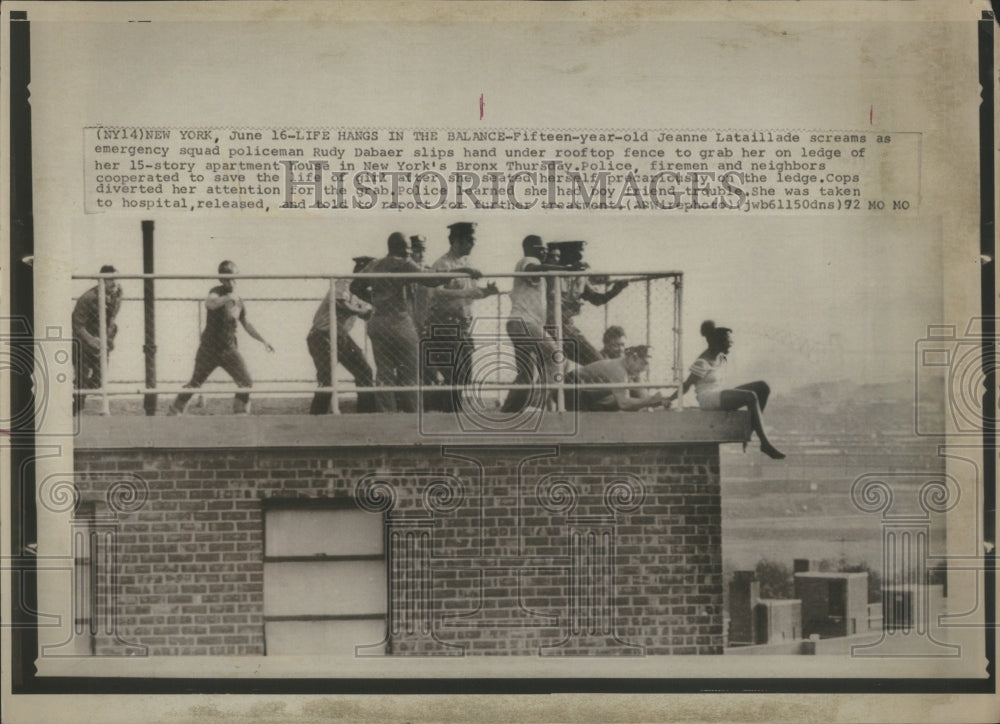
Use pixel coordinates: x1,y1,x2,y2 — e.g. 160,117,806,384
690,353,727,395
203,285,245,348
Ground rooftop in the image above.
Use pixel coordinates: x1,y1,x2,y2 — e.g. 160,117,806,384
74,409,751,449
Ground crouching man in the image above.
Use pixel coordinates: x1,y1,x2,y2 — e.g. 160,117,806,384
566,345,665,411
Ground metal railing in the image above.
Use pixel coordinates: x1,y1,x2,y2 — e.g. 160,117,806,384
71,269,683,415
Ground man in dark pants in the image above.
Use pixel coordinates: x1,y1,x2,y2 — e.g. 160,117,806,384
307,256,378,414
565,345,664,412
545,241,629,365
423,222,497,412
169,260,274,415
72,264,122,415
351,232,478,413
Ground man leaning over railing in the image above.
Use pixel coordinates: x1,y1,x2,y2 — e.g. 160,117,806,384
565,345,665,412
545,240,629,366
307,256,378,414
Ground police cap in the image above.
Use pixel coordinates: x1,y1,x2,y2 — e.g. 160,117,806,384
447,221,477,238
547,241,587,256
352,255,376,271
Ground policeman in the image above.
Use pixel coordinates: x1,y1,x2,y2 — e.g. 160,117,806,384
423,222,498,412
565,345,664,412
351,232,478,413
306,256,378,414
546,240,628,365
409,235,431,333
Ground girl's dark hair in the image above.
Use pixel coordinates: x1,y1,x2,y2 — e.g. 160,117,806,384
700,319,732,347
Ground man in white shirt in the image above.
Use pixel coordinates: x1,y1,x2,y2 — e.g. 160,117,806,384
306,255,377,414
500,235,577,414
423,222,497,412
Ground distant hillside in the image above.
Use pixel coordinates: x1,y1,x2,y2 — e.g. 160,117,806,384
772,377,945,436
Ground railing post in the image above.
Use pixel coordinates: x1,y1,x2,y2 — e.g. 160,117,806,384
674,274,684,409
495,292,503,408
328,277,340,414
553,275,565,412
141,220,157,416
644,277,651,386
96,277,110,416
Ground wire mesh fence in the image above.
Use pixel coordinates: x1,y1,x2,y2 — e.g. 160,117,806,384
71,269,682,417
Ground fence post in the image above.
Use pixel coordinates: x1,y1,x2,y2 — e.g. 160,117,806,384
96,278,110,415
141,220,157,416
553,275,565,412
644,277,651,386
674,275,684,409
328,277,340,414
495,292,503,408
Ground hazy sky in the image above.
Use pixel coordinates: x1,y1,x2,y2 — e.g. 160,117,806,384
29,12,971,395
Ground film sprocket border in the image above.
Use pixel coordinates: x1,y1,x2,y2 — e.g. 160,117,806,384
914,318,997,436
1,316,80,436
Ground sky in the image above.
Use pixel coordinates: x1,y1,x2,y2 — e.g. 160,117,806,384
26,11,973,397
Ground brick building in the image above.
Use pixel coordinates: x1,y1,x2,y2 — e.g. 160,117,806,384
69,411,748,657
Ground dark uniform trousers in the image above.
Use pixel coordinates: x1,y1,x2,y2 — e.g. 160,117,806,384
500,318,552,414
307,328,376,414
561,320,602,366
72,339,102,414
421,313,473,413
174,343,253,410
368,312,420,413
563,369,616,412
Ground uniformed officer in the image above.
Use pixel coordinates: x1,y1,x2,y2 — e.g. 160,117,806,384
351,232,479,413
409,235,431,333
565,345,664,412
545,240,629,365
307,256,378,414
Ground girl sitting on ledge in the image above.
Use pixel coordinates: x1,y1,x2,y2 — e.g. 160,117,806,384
667,320,785,460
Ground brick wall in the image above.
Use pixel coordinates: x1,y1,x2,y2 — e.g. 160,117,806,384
71,413,745,657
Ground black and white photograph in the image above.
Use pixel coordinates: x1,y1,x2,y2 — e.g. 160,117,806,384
2,2,996,722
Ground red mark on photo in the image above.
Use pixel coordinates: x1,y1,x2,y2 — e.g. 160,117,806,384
479,94,485,120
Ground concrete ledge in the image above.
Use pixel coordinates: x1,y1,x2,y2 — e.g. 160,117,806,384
75,410,750,449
